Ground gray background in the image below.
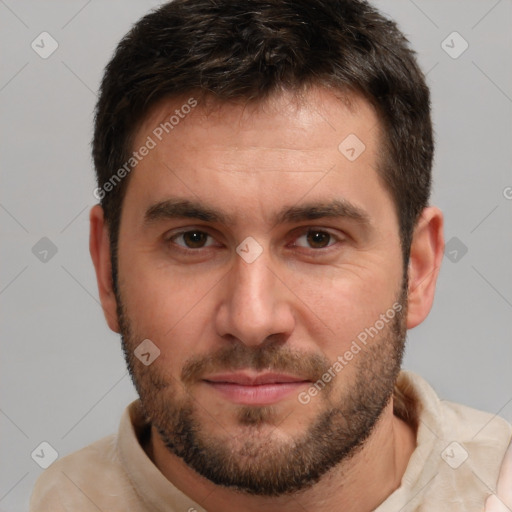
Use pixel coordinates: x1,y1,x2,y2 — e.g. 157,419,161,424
1,0,511,510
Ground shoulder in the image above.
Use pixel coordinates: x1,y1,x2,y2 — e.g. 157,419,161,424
441,398,512,476
29,434,136,512
399,371,512,457
398,371,512,482
442,398,512,450
390,372,512,510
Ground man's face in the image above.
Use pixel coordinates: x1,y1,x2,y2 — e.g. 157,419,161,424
115,87,407,495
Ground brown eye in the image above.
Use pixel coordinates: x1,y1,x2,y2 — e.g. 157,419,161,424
305,230,332,249
174,230,211,249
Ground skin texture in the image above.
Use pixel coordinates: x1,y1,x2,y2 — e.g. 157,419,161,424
90,86,444,512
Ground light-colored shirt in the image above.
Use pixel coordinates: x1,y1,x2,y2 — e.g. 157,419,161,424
30,371,512,511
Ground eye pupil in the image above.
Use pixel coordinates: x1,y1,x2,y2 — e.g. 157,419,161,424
183,231,207,248
307,230,330,248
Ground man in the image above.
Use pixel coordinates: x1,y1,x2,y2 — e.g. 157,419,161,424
30,0,511,510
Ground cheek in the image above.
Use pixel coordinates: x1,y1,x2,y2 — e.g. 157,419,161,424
286,262,402,356
118,257,224,361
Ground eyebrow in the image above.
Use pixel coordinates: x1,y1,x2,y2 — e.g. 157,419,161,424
145,199,230,224
275,200,371,226
144,198,371,228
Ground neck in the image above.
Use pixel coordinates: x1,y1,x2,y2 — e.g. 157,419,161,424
149,401,416,512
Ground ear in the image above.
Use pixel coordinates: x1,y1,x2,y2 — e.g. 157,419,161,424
89,204,120,333
406,206,444,329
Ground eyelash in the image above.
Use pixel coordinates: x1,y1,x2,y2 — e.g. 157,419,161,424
167,230,220,251
165,227,344,254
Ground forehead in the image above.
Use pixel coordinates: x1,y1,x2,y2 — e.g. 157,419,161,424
124,86,393,229
137,87,379,155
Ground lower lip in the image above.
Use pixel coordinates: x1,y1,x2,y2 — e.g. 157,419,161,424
204,381,308,405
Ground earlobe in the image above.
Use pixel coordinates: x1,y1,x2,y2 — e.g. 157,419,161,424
406,206,444,329
89,204,120,333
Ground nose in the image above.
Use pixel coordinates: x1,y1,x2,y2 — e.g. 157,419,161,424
214,250,296,347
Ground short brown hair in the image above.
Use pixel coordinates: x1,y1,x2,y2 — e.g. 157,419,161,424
93,0,433,283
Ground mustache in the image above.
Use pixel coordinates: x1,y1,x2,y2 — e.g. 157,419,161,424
181,342,332,385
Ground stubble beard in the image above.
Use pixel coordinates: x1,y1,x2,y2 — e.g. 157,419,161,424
117,282,408,497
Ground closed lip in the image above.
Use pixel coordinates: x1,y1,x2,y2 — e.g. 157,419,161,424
203,372,310,386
